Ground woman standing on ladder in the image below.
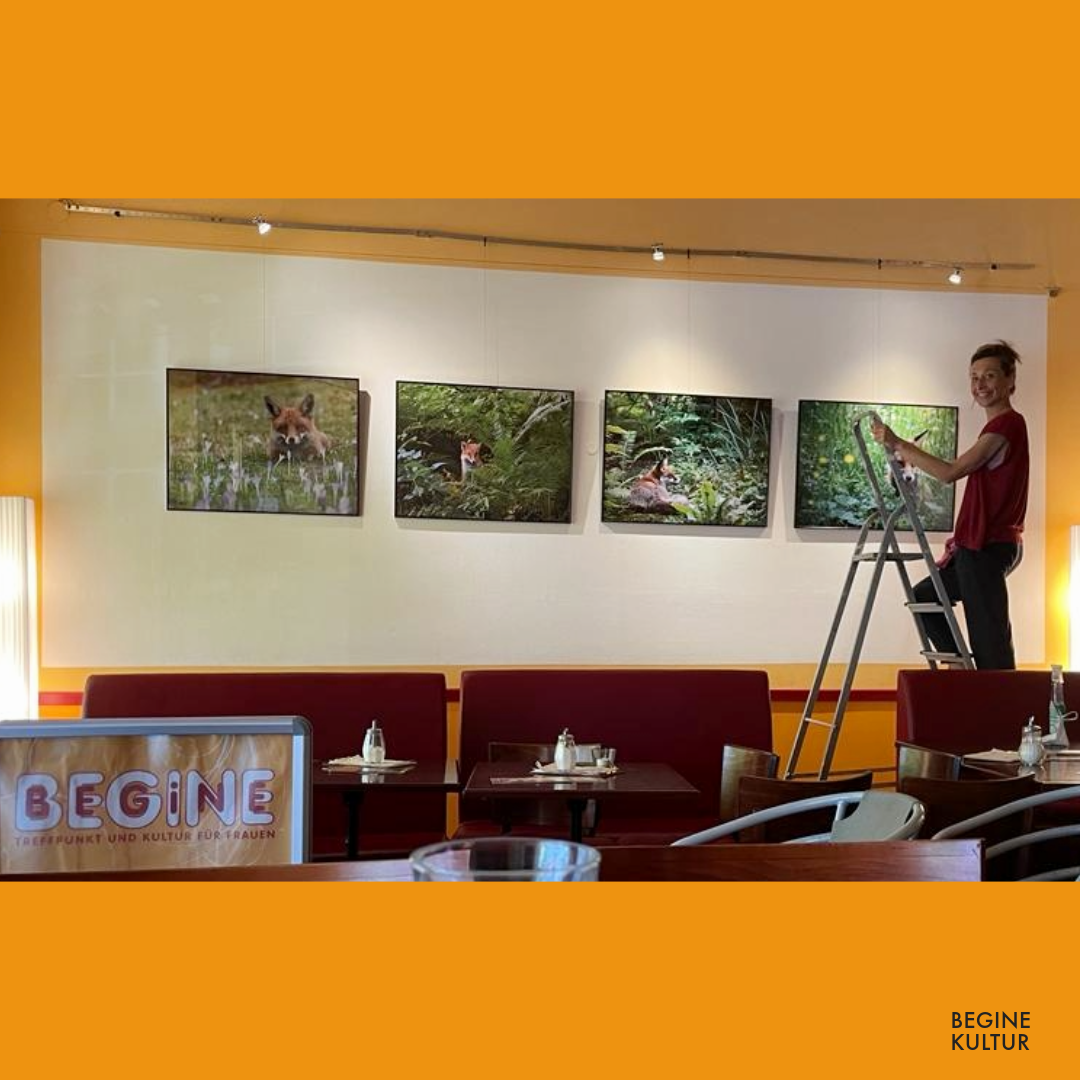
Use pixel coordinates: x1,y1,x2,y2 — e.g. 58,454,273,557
871,340,1028,670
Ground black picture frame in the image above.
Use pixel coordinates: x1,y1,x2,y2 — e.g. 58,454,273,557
395,379,574,523
794,398,959,530
166,367,361,516
602,389,772,527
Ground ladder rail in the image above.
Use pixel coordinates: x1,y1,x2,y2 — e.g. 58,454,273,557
789,505,892,774
816,501,907,778
869,420,974,669
784,410,973,780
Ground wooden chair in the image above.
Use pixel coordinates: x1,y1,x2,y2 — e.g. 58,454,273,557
735,771,874,842
933,784,1080,881
485,741,602,834
895,741,962,783
898,773,1040,841
719,744,780,822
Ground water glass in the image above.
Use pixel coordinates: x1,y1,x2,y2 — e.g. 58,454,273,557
592,746,617,769
410,837,601,881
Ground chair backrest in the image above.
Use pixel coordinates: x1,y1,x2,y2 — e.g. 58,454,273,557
896,741,961,783
458,669,772,824
719,744,780,822
671,790,924,846
735,771,874,842
486,741,601,831
896,669,1080,755
898,773,1040,839
488,742,601,766
82,672,448,856
827,791,926,842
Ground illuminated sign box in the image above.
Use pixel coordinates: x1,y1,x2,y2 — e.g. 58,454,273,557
0,717,310,875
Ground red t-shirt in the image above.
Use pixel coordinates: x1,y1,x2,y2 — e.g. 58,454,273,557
952,408,1028,551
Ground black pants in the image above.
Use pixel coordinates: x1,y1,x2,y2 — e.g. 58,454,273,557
912,543,1021,670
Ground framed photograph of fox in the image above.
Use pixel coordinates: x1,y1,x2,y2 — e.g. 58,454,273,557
794,398,959,530
166,368,361,516
395,380,574,522
602,389,772,527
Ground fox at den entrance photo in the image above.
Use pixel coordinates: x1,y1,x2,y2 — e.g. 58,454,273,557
395,379,574,523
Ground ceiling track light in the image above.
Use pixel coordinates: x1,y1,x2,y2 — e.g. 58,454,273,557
59,202,1038,281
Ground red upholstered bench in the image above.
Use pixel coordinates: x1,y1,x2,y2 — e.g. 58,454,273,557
896,669,1080,756
456,668,772,843
82,672,448,857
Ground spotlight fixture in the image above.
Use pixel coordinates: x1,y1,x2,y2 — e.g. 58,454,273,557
652,244,665,262
948,267,963,285
254,216,272,236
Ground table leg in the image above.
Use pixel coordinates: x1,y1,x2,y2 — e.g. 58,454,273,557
567,798,587,844
343,790,365,860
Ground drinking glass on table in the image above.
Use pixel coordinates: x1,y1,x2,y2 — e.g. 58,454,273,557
410,837,601,881
592,747,617,769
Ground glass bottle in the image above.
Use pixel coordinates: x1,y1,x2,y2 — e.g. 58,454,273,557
1043,664,1069,749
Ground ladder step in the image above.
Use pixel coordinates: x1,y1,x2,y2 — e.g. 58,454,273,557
921,650,966,665
853,552,924,562
799,717,837,729
906,602,949,614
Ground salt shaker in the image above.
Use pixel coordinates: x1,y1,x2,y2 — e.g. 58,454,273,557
554,728,577,772
1018,718,1045,769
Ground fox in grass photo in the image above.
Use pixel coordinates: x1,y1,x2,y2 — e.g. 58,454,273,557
265,393,332,463
167,368,360,516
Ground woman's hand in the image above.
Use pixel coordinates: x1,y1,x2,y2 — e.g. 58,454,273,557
870,417,898,452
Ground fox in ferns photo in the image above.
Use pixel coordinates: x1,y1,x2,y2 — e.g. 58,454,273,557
265,394,331,462
628,458,690,513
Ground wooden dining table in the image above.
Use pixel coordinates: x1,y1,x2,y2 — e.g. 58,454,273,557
962,750,1080,786
311,759,459,858
462,761,699,843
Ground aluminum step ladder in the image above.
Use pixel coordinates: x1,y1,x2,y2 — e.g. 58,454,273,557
784,410,974,780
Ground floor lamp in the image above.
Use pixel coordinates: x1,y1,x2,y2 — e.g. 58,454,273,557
0,496,38,719
1072,526,1080,673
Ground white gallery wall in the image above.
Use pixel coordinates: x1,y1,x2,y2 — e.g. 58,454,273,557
40,240,1048,668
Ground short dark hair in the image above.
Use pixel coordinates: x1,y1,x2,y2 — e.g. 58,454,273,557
970,340,1021,378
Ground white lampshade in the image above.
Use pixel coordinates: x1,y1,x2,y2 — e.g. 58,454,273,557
0,497,38,719
1070,526,1080,672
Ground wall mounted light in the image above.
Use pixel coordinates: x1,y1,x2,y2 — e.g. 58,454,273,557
652,244,665,262
0,497,37,720
254,216,272,236
948,267,963,285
